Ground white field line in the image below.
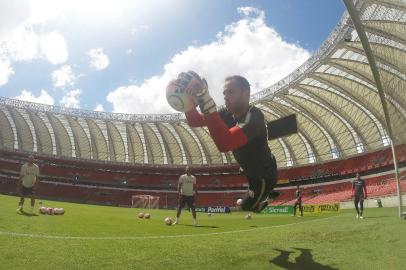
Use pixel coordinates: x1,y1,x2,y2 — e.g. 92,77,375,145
0,214,347,241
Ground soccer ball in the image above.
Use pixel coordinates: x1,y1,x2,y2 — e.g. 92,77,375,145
207,213,212,217
59,208,65,215
54,208,63,215
138,212,145,219
245,213,252,220
236,198,243,206
53,208,60,215
47,207,54,215
144,213,151,219
39,207,47,214
166,75,196,112
164,217,173,226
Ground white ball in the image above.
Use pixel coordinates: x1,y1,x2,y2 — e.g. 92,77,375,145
39,207,47,214
47,207,54,215
138,212,145,219
164,217,173,226
207,213,212,217
166,82,195,112
60,208,65,215
245,213,252,220
144,213,151,219
236,198,243,206
53,208,60,215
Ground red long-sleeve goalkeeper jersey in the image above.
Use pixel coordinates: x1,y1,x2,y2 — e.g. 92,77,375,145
186,106,276,178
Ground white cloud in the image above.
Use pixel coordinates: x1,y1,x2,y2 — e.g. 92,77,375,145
0,58,14,86
130,25,150,35
1,27,68,64
88,48,109,70
126,49,133,55
94,104,104,111
39,31,68,64
0,0,31,38
107,74,171,114
0,1,68,86
14,89,55,105
237,7,264,18
107,7,311,114
26,0,64,25
60,89,81,108
4,27,40,62
52,65,75,88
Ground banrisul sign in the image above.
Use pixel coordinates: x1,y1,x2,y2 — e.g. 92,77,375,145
262,206,293,214
192,206,231,213
303,203,340,213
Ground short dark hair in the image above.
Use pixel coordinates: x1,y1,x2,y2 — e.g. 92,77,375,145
225,75,250,92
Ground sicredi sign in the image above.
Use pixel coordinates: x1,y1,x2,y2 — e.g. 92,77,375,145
261,206,294,214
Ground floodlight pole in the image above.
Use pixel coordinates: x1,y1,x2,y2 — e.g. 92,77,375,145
343,0,403,218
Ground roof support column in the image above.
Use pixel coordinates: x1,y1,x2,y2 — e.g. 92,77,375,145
343,0,403,218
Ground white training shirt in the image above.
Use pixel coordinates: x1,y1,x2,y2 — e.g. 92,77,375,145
179,174,196,196
20,163,39,188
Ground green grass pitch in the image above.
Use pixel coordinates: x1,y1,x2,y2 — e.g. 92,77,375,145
0,194,405,270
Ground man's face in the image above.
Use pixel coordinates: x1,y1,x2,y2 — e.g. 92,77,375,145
356,173,360,178
28,156,34,165
186,167,191,175
223,79,249,113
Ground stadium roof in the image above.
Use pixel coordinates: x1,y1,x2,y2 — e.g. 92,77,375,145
0,0,405,168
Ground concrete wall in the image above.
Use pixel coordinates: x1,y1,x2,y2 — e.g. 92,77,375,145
340,195,406,209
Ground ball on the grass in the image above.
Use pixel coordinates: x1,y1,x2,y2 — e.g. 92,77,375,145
39,207,47,214
245,213,252,220
47,207,54,215
60,208,65,215
207,213,212,217
144,213,151,219
164,217,173,226
166,81,195,112
236,198,243,206
138,212,145,219
53,208,60,215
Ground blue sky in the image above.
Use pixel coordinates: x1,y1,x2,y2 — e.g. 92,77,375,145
0,0,345,114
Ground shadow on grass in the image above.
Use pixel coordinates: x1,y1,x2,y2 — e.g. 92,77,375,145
17,211,39,217
270,248,338,270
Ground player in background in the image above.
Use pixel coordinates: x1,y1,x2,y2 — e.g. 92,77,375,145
175,166,198,226
168,71,278,213
352,172,367,219
293,186,303,217
16,155,40,214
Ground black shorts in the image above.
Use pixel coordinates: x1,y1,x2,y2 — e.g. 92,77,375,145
354,194,364,203
178,195,195,209
294,201,302,208
21,186,34,197
241,169,278,212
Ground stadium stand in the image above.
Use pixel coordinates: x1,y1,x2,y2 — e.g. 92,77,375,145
1,145,404,208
